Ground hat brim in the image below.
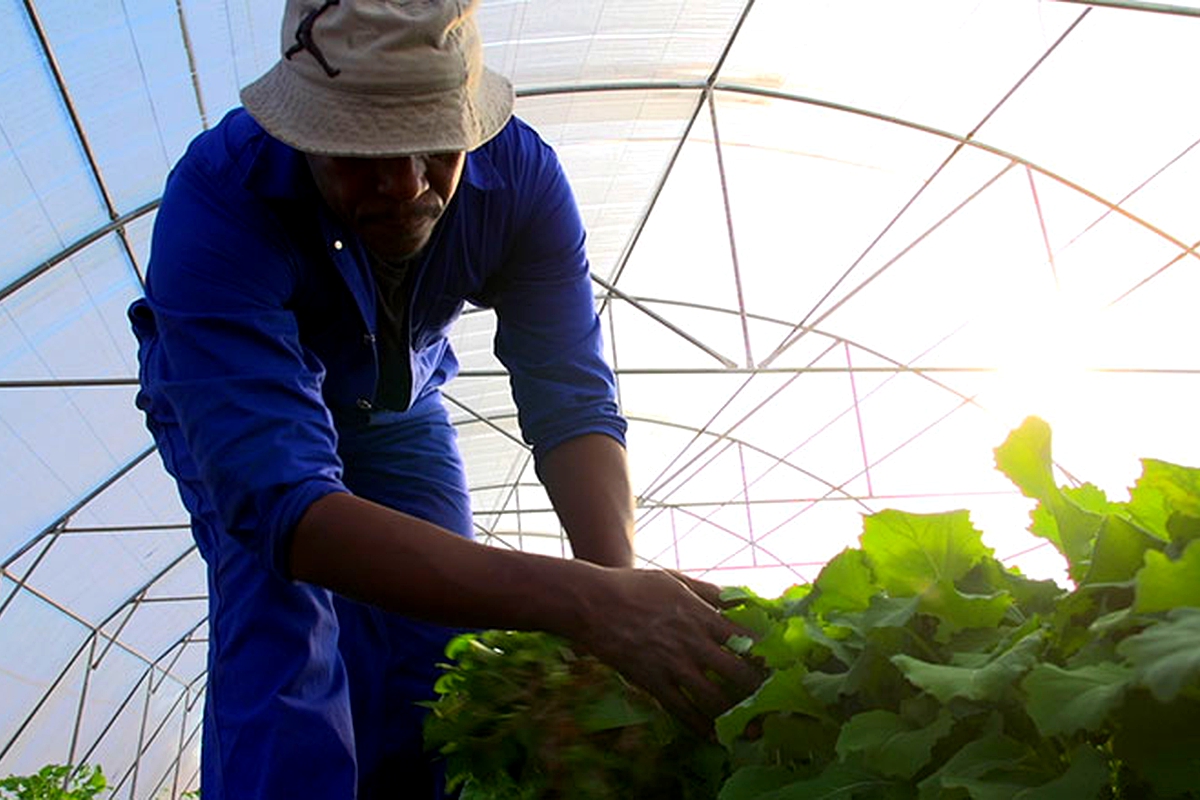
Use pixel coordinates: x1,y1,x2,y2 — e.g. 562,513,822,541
240,61,514,157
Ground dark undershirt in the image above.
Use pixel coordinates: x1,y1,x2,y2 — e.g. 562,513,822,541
368,253,413,412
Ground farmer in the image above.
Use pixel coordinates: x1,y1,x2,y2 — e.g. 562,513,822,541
128,0,759,797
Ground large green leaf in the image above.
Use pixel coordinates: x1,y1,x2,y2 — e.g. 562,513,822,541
966,560,1064,619
720,586,768,605
916,732,1033,800
724,603,778,640
1133,539,1200,613
860,509,993,597
832,595,920,636
1062,482,1119,515
917,580,1013,642
803,669,849,707
994,417,1104,579
1116,607,1200,702
1110,692,1200,797
1081,514,1161,585
1165,513,1200,561
828,639,917,711
718,766,800,800
761,713,839,772
835,708,954,780
1012,744,1110,800
817,596,918,678
1020,661,1131,737
812,549,876,615
936,775,1042,800
891,629,1043,704
716,665,828,747
994,417,1058,500
1026,503,1064,557
743,761,905,800
753,616,826,670
1126,458,1200,540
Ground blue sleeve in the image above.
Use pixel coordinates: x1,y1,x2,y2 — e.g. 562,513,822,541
132,149,347,579
488,122,627,469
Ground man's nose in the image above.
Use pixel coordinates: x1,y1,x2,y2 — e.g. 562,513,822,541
375,156,428,201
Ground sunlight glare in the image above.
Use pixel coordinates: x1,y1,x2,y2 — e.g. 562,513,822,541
980,289,1108,436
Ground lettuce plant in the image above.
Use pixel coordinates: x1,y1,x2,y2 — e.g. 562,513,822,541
0,765,105,800
426,418,1200,799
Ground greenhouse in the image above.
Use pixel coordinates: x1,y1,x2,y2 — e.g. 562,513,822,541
2,0,1198,797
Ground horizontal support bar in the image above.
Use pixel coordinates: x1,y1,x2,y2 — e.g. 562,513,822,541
1052,0,1200,16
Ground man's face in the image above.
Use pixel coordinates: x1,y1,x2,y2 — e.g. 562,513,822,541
306,151,466,262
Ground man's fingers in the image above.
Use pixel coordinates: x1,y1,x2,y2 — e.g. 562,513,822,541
588,568,769,734
655,650,762,732
705,642,767,699
712,616,763,662
652,681,713,737
675,661,739,720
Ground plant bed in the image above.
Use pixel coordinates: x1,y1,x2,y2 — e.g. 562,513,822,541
424,417,1200,799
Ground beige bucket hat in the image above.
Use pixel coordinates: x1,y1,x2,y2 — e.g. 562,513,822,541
241,0,514,157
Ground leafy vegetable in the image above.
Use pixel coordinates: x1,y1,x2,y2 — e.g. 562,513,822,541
0,765,105,800
426,417,1200,798
423,630,725,799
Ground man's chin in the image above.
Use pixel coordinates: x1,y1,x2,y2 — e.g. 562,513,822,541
364,233,431,264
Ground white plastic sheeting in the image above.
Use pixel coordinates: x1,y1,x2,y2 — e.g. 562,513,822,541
1,0,1197,795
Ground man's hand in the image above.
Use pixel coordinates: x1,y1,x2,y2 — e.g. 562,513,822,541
535,436,763,729
570,568,764,735
291,493,763,733
667,569,742,609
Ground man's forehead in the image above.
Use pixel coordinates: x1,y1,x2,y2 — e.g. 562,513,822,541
244,121,506,198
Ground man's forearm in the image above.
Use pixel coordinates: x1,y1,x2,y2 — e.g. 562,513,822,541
290,430,638,628
290,491,604,635
287,487,763,732
538,433,636,568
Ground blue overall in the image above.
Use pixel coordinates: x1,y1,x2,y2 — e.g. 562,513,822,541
129,109,625,798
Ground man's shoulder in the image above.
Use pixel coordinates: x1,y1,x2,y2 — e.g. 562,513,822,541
172,108,274,188
490,115,546,149
477,113,536,148
467,115,561,193
153,110,309,275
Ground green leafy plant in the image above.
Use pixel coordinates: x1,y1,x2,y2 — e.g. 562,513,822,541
0,765,106,800
427,417,1200,798
424,630,726,799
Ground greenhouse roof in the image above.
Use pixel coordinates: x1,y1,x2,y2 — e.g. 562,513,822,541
1,0,1197,794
